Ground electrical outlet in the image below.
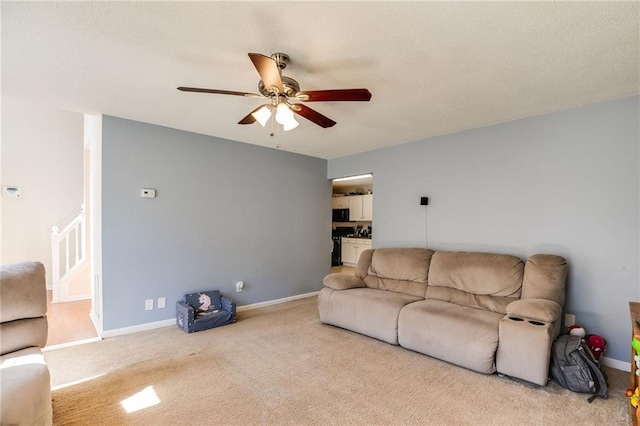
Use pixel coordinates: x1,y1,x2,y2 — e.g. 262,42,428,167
145,299,154,311
157,297,166,309
564,313,575,327
236,281,244,292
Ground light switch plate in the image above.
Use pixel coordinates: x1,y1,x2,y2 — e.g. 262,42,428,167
2,186,22,198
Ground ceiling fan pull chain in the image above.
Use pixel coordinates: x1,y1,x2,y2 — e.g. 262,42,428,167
270,108,277,137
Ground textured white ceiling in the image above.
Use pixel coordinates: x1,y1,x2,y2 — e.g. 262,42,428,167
3,1,639,159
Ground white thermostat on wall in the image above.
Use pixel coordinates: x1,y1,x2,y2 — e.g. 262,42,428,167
141,188,156,199
2,186,22,198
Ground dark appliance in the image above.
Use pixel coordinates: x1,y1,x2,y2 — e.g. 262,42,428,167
332,208,350,222
332,227,354,266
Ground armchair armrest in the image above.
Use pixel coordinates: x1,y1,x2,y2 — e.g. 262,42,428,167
176,301,195,332
506,299,562,324
323,273,366,290
176,301,195,320
221,296,237,318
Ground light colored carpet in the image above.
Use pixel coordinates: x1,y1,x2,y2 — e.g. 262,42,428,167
45,296,628,425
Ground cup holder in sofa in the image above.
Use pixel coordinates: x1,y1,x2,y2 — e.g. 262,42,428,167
507,317,546,327
507,317,546,326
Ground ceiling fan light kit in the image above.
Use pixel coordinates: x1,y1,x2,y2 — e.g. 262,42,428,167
282,119,299,132
178,52,371,133
275,103,299,130
251,105,272,127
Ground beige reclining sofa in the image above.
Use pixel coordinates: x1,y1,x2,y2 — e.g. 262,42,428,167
1,261,52,425
318,248,567,386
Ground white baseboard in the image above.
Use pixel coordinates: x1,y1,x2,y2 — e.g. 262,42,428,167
102,318,176,338
602,356,630,371
100,292,319,338
236,291,319,312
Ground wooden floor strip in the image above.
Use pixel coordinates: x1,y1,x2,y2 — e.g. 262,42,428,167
46,291,98,347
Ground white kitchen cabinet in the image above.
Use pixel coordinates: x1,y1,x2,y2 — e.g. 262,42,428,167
341,238,357,265
361,194,373,220
341,237,372,266
332,196,349,209
348,194,373,221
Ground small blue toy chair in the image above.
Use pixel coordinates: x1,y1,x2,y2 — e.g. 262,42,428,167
176,290,236,333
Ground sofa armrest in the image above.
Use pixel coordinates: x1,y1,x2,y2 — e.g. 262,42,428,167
506,299,562,324
323,273,366,290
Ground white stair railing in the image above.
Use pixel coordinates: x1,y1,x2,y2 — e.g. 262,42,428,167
51,205,86,303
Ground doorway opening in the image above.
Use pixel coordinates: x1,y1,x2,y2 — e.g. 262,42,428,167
45,114,103,348
331,173,373,273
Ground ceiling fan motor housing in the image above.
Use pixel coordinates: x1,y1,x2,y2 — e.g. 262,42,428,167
270,52,290,70
259,76,300,98
257,52,300,97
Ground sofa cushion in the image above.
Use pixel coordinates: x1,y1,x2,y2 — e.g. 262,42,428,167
428,251,523,297
363,248,434,297
522,254,568,306
425,286,516,315
0,347,52,426
0,317,48,355
398,299,504,374
317,287,423,345
0,261,47,323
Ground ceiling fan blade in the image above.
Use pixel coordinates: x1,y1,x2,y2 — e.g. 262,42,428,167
292,104,336,128
177,87,263,98
248,53,284,94
238,105,269,125
296,89,372,102
238,113,256,125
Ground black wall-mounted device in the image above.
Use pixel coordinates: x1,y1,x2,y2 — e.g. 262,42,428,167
420,197,429,206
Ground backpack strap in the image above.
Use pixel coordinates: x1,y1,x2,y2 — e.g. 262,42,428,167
580,344,608,403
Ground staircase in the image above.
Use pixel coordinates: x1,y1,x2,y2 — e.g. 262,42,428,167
51,205,88,303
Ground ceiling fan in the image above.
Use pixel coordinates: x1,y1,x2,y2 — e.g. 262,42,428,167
178,52,372,131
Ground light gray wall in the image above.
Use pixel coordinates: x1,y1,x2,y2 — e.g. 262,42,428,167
1,97,84,286
328,96,639,363
102,116,331,331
